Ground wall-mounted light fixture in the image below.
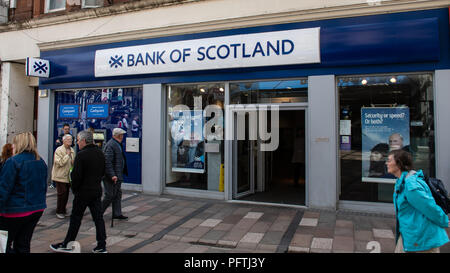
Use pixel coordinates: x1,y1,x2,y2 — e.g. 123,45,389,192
39,89,49,98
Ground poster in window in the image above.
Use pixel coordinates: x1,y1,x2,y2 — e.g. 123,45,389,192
58,104,80,119
87,103,109,119
361,107,410,184
340,119,352,151
170,110,205,173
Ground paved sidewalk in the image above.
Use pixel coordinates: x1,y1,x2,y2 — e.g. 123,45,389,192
31,188,450,253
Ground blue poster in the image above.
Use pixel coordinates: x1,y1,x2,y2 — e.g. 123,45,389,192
170,110,205,173
58,104,80,119
361,107,410,184
87,103,109,119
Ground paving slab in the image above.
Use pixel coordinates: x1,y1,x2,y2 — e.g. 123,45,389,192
33,188,450,254
373,228,395,239
299,218,318,227
311,237,333,250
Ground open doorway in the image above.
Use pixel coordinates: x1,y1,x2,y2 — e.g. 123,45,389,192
233,109,306,206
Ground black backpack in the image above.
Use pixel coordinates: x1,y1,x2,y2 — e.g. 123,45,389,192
424,176,450,215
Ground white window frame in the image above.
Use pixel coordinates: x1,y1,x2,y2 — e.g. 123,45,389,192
82,0,102,8
45,0,66,13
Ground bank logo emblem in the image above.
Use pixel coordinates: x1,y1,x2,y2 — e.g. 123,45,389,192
109,55,124,68
33,61,48,75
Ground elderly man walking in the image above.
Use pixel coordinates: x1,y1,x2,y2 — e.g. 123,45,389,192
50,130,107,253
101,128,128,220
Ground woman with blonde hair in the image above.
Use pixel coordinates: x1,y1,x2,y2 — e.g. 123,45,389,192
51,134,75,219
0,143,13,171
0,132,48,253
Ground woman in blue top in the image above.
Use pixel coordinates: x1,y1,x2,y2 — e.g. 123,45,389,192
0,132,48,253
386,149,449,253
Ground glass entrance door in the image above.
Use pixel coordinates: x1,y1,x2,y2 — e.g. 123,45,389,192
230,106,307,206
232,109,258,198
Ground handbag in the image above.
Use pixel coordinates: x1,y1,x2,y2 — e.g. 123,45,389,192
0,230,7,253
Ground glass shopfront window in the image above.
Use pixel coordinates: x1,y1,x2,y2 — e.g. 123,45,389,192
165,83,225,191
338,74,434,203
230,79,308,104
54,87,143,184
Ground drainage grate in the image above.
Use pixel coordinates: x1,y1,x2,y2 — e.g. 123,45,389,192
190,241,236,249
276,210,304,253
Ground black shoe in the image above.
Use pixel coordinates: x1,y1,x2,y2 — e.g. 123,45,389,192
92,246,108,253
113,215,128,220
50,242,72,253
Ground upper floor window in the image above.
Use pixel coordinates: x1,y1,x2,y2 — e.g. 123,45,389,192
82,0,103,8
45,0,66,13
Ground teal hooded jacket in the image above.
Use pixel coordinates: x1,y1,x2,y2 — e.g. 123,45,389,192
394,170,449,252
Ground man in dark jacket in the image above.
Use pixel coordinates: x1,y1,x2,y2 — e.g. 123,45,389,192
55,123,75,148
101,128,128,220
50,130,108,253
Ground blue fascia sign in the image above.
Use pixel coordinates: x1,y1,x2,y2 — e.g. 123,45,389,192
26,57,50,78
87,103,109,119
95,28,321,77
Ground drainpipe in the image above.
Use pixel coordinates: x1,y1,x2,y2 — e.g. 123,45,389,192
9,0,16,21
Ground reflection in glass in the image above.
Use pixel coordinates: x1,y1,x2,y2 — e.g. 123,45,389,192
230,79,308,104
166,83,225,191
49,0,65,10
54,87,143,185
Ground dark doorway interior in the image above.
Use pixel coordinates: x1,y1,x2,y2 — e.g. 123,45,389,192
241,110,306,206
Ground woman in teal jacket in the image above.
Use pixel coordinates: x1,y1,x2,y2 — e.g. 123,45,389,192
386,149,449,253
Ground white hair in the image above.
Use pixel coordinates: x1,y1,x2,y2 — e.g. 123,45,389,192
62,134,73,141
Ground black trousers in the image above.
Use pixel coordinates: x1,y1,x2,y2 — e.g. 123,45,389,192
0,211,43,253
63,194,106,248
102,180,123,217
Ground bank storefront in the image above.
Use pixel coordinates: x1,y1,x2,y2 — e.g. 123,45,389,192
38,8,450,213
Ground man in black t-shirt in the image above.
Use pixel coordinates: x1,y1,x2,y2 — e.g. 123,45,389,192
56,123,75,148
